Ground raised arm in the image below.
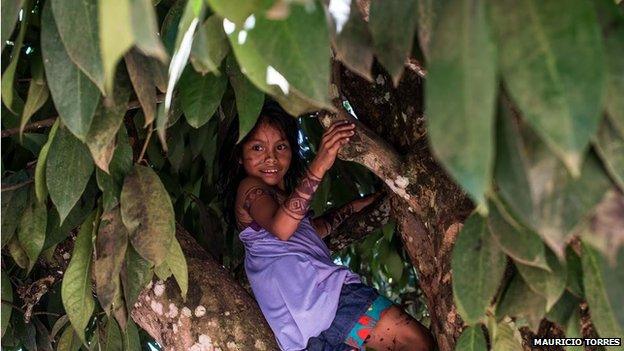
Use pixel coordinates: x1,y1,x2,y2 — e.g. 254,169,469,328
241,120,356,240
311,191,381,238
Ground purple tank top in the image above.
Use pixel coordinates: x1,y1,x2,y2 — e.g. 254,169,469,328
239,212,360,350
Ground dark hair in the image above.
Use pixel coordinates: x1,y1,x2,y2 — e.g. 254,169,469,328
217,100,305,230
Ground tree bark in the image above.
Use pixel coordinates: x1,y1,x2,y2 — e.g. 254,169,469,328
131,225,278,351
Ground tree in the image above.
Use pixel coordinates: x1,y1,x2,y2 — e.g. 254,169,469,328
2,0,623,350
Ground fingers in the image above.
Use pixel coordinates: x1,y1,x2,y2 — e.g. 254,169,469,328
325,128,355,150
322,121,355,148
322,120,354,142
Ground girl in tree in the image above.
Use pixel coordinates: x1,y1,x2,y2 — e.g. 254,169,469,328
219,101,434,351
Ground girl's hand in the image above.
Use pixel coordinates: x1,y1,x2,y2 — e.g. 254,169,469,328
310,120,356,177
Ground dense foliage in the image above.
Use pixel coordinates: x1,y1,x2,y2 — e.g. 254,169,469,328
1,0,623,350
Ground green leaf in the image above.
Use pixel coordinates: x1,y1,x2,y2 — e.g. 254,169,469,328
62,211,97,343
190,15,230,75
0,0,23,51
56,325,81,351
47,127,94,223
565,245,584,298
1,269,13,337
452,213,506,325
415,0,445,61
161,238,188,299
545,291,579,327
18,191,47,273
566,310,584,351
227,55,264,143
496,273,546,333
101,316,123,351
514,248,566,312
384,250,404,283
35,120,60,203
124,49,158,127
427,0,496,209
41,1,101,141
129,0,168,62
594,116,624,191
95,207,129,312
96,127,133,211
369,0,418,85
153,261,172,280
86,70,132,172
120,165,175,266
20,56,50,137
204,0,274,24
226,2,332,114
1,0,31,115
1,172,30,248
455,326,487,351
489,0,605,174
99,0,134,95
578,189,624,264
7,236,29,269
488,199,548,270
593,0,624,138
179,68,227,128
51,0,105,92
492,318,523,351
123,319,141,351
333,0,374,81
581,240,623,339
121,245,153,315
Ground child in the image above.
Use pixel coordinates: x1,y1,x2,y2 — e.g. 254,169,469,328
219,102,434,351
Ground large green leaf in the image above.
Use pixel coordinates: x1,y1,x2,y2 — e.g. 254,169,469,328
226,2,332,113
488,199,548,270
594,116,624,191
101,317,123,351
178,68,227,128
56,326,81,351
46,127,94,223
593,0,624,138
99,0,134,95
121,246,153,315
86,70,132,172
544,291,580,327
489,0,605,175
227,55,264,143
581,241,623,340
492,318,523,351
514,248,566,311
41,1,100,141
19,56,50,137
129,0,168,62
1,172,30,248
204,0,273,24
35,120,60,203
455,326,487,351
7,236,29,269
565,246,584,298
1,269,13,337
1,0,30,115
157,238,188,299
123,319,141,350
51,0,105,92
426,0,496,209
120,165,175,266
333,0,374,81
190,15,230,75
95,207,129,312
62,211,97,343
124,49,158,127
496,273,546,333
579,189,624,265
96,127,133,211
0,0,23,51
369,0,418,85
452,213,506,325
18,191,47,273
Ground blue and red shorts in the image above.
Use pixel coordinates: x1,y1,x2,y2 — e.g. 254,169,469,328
306,283,394,351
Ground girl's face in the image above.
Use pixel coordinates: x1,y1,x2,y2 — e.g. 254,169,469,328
239,121,292,191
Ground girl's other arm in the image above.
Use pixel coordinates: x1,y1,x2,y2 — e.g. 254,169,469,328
312,191,382,238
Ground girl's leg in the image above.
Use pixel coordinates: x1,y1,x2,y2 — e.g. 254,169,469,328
362,305,434,351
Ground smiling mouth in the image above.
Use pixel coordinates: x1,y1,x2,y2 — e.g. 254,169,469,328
260,169,280,175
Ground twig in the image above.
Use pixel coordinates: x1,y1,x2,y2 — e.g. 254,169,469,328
138,123,154,163
1,93,165,138
1,179,34,192
0,300,61,318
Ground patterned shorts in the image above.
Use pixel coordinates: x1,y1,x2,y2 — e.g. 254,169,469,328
344,295,394,349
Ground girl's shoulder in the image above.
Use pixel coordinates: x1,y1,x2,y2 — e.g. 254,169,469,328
235,177,284,230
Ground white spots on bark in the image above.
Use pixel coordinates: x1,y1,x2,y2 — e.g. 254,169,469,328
224,311,230,316
401,112,407,122
384,92,390,101
208,319,218,327
255,339,267,350
181,306,192,317
166,303,179,318
226,341,239,350
395,176,409,188
154,280,165,296
172,323,178,334
385,175,411,202
62,252,71,260
150,300,163,315
190,334,213,351
376,75,385,85
195,305,207,317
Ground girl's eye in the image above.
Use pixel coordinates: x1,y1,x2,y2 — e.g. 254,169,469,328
252,145,263,151
277,144,288,150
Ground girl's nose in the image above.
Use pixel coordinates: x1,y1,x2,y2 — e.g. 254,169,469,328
264,151,277,163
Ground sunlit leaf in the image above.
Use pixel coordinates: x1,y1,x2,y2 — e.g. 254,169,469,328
18,191,47,273
51,0,105,92
121,165,175,265
1,0,31,114
205,0,274,24
99,0,134,95
41,1,100,141
95,207,129,312
427,0,496,209
179,68,227,128
47,127,94,223
227,55,264,143
455,325,487,351
369,0,418,85
62,211,97,343
452,213,506,325
129,0,168,62
191,15,230,75
489,0,605,174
